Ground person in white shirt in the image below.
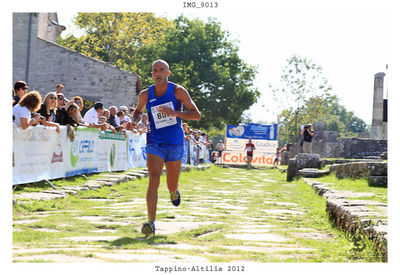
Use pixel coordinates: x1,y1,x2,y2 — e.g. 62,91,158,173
13,91,60,133
83,102,104,124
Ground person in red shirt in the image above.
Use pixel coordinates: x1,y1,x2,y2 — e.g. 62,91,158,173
244,138,256,169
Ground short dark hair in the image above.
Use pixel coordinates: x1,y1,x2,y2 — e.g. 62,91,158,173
117,111,124,117
57,84,64,89
14,80,28,92
94,102,104,110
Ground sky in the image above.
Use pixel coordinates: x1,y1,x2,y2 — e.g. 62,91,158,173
56,1,390,125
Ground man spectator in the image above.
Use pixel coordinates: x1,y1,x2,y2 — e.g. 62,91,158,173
119,106,131,123
300,123,314,153
84,102,104,125
107,106,121,129
13,80,28,106
215,140,225,164
128,107,135,120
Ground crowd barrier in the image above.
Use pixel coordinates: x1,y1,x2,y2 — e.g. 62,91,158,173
13,125,211,185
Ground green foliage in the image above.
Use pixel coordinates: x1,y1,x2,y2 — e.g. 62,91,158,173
59,13,259,131
270,55,367,145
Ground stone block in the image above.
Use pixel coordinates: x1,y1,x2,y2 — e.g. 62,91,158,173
296,153,320,170
367,162,387,176
280,151,290,165
287,158,297,181
298,168,330,178
368,176,387,187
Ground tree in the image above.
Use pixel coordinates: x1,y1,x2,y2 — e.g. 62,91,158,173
59,12,172,78
59,14,259,130
277,93,367,145
155,16,259,129
270,55,332,143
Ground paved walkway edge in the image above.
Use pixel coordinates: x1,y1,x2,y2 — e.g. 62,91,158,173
303,178,387,261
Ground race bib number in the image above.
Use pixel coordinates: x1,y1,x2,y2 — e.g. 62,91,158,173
247,146,252,152
151,102,177,129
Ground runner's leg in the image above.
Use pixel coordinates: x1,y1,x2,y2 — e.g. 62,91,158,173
165,160,181,193
146,153,164,222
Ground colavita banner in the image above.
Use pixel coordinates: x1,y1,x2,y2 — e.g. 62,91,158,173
13,126,146,185
221,151,276,166
225,123,278,153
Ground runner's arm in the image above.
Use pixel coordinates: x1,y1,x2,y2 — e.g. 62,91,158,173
159,85,201,121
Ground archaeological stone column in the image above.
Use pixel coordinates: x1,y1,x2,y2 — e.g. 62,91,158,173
371,72,385,140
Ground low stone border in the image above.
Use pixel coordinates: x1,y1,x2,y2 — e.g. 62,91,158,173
13,165,211,203
329,162,387,187
304,178,387,261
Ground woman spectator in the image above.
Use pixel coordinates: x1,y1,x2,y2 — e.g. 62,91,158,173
13,80,28,106
13,91,41,129
38,92,58,122
70,96,84,123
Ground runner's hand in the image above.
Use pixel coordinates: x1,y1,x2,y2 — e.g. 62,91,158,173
158,106,176,117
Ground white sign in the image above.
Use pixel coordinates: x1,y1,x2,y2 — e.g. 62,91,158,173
225,138,278,153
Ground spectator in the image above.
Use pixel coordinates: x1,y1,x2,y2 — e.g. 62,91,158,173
13,91,42,129
215,140,225,164
55,84,64,94
119,105,131,123
13,91,60,133
97,115,116,133
56,102,82,141
107,106,123,131
70,96,84,123
83,102,104,125
55,93,68,124
211,152,218,163
13,80,28,106
300,123,314,153
102,109,110,121
117,110,127,127
38,92,58,122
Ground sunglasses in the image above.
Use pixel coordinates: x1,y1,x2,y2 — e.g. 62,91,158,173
49,96,57,100
75,100,81,104
22,87,28,90
57,97,64,100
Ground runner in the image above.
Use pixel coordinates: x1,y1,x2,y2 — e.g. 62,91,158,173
244,138,256,169
131,59,201,237
273,147,280,168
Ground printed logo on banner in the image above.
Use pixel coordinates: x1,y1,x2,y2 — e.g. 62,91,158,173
70,139,80,167
51,139,63,163
110,143,116,168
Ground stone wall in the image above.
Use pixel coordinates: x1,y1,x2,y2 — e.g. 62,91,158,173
291,122,387,159
13,13,139,110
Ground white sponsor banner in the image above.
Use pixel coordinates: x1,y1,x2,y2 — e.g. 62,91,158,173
13,125,67,184
13,126,133,185
225,138,278,153
126,132,147,168
222,151,275,166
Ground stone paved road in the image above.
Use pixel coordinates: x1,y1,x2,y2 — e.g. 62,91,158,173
13,166,370,263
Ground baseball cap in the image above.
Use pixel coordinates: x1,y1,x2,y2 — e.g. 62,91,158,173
120,106,128,111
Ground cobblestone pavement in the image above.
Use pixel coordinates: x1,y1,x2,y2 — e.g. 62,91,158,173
13,166,376,263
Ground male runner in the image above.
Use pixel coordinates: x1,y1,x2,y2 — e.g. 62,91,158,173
244,138,256,169
131,60,201,237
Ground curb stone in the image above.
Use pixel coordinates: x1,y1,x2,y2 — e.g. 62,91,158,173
304,178,387,261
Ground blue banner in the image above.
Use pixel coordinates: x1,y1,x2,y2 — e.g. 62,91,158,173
226,123,277,140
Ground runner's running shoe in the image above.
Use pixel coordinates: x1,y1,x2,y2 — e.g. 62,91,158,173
170,190,181,207
141,221,155,237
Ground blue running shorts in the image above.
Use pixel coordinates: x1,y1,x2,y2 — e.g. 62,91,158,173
145,143,184,162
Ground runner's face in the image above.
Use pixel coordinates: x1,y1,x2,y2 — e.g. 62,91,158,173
152,62,169,85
